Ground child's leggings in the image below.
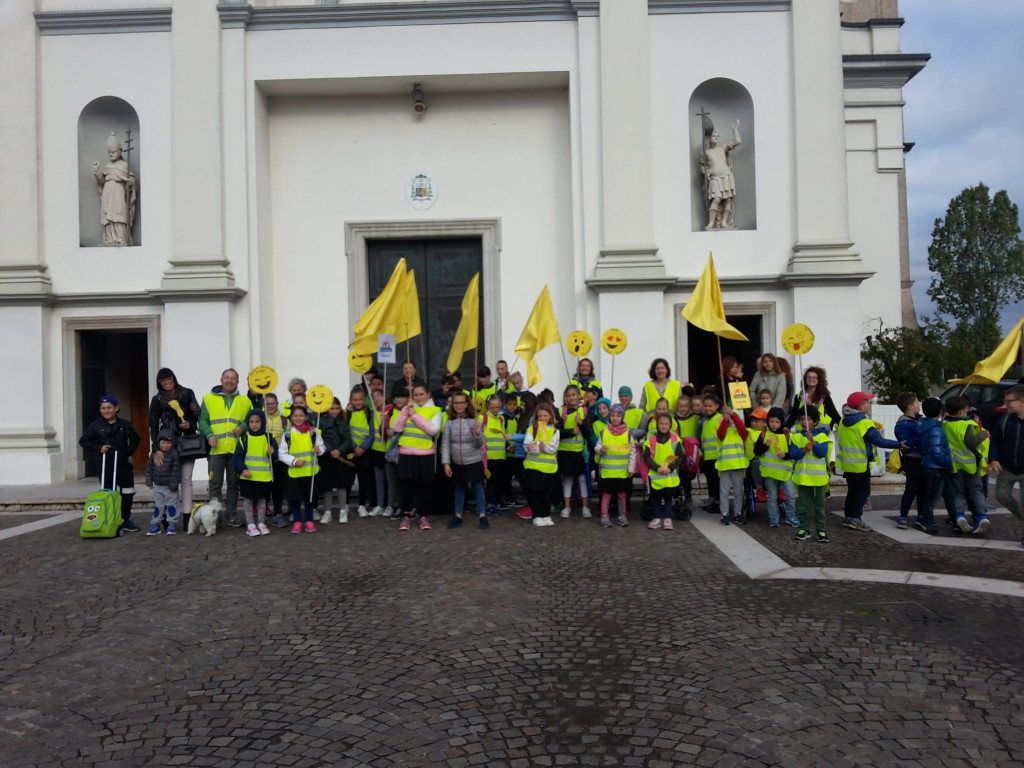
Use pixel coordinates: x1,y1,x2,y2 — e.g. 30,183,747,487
243,498,268,526
600,491,628,520
287,497,316,523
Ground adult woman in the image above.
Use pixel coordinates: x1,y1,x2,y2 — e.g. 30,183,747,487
639,358,681,414
785,366,841,429
775,357,796,412
569,357,598,392
148,368,202,516
750,353,788,410
716,356,746,413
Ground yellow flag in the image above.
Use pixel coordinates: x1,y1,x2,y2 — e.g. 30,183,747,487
447,273,480,374
681,253,748,341
353,259,406,339
947,318,1024,385
515,286,561,387
400,269,422,342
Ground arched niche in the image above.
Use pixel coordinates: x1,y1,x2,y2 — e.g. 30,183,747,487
78,96,141,247
688,78,756,232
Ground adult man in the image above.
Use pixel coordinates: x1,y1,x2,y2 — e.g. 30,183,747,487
987,384,1024,546
494,359,513,394
701,119,742,230
199,369,253,527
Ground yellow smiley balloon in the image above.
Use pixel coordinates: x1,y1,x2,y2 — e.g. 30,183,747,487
781,323,816,356
566,330,593,358
306,384,334,414
247,365,279,395
600,328,628,356
348,350,373,374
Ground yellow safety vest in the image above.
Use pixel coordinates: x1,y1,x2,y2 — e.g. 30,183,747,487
643,379,681,414
943,419,979,475
369,409,385,453
203,393,252,456
286,429,320,478
558,407,585,453
398,406,441,451
977,434,989,476
837,418,873,473
649,435,681,490
349,409,372,449
715,421,750,471
524,425,558,474
759,431,793,482
591,420,607,465
701,413,723,461
745,428,761,462
504,414,519,457
243,433,273,482
791,432,831,487
483,412,506,460
624,408,643,432
599,429,630,479
675,414,699,439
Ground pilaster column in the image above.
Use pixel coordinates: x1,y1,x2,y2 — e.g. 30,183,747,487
788,0,862,274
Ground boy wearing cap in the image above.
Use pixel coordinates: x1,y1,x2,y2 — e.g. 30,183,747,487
79,395,142,531
942,396,991,534
838,392,904,531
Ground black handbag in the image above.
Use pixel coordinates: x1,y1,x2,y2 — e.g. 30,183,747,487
177,432,208,460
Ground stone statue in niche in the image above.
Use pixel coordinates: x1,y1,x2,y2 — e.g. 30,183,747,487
698,113,742,231
92,131,136,246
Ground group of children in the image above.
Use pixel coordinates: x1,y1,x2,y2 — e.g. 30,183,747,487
79,357,1008,545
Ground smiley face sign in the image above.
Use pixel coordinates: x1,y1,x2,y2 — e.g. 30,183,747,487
566,330,593,358
248,365,279,395
781,323,816,356
348,350,373,374
306,384,334,414
600,328,628,356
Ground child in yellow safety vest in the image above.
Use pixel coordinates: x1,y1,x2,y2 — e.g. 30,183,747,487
942,395,991,535
643,412,684,530
278,404,326,534
557,385,592,519
754,407,800,528
787,407,832,543
699,393,724,513
234,409,279,537
482,394,509,515
673,394,700,509
595,403,636,528
715,405,749,525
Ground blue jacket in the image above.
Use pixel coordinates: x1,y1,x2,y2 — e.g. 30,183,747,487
786,423,831,460
840,411,901,462
988,412,1024,472
917,417,952,471
894,414,922,458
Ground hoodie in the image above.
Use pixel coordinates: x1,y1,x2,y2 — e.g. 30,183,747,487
894,414,923,458
146,428,181,491
840,409,901,463
233,410,280,473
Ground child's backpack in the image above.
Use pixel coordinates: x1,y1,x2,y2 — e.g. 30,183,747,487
80,452,124,539
681,437,701,475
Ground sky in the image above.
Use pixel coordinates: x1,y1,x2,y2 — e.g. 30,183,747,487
899,0,1024,330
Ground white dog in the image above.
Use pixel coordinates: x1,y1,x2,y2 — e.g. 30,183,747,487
187,498,223,537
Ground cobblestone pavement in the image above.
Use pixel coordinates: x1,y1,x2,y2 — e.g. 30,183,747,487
1,505,1022,768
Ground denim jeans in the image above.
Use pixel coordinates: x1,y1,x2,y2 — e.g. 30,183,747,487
764,476,797,525
917,468,946,529
454,479,487,516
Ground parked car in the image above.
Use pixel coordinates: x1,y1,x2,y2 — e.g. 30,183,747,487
936,379,1017,431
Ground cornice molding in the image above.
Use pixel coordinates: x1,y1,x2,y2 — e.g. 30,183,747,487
843,53,930,89
35,7,172,36
648,0,790,14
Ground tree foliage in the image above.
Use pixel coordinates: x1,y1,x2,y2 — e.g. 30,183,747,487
861,323,943,401
926,184,1024,362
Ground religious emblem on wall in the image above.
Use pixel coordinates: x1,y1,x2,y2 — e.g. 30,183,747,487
407,172,438,210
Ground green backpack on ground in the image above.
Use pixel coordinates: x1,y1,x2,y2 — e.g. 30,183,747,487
80,452,124,539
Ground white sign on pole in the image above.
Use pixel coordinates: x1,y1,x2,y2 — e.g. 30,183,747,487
377,334,397,364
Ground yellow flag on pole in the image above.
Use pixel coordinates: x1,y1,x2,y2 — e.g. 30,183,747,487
399,269,422,342
681,253,749,341
446,272,480,374
352,259,406,339
947,317,1024,385
515,286,561,387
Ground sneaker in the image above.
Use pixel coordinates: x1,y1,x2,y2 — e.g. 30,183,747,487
581,507,593,519
146,523,162,536
816,531,830,544
226,518,244,528
398,516,411,531
496,499,510,510
533,516,548,528
166,523,177,536
358,505,369,518
955,514,972,533
863,498,872,512
972,516,990,535
720,516,730,525
702,499,719,512
560,507,571,519
601,516,611,528
486,505,499,516
769,523,780,529
479,516,490,530
304,522,317,533
320,510,333,525
794,529,811,541
616,516,629,527
369,506,383,517
663,518,674,530
895,516,908,530
290,522,303,534
122,519,140,532
246,524,260,537
516,507,533,520
448,516,463,529
843,519,872,532
542,516,555,526
733,515,746,526
273,514,286,528
339,509,349,524
648,518,663,530
913,520,938,535
419,516,431,530
784,518,800,528
258,523,270,535
382,506,395,519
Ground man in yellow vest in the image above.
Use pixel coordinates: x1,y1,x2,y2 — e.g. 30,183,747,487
199,368,253,527
837,392,904,532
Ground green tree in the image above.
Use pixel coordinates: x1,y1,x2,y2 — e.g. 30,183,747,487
861,323,943,401
926,184,1024,362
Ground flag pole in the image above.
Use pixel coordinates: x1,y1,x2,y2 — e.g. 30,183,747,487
310,412,321,504
558,343,572,383
716,335,727,409
958,374,976,397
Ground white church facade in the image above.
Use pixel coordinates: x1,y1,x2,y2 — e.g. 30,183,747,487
0,0,928,484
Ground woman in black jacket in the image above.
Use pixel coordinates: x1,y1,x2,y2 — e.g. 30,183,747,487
149,367,202,515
